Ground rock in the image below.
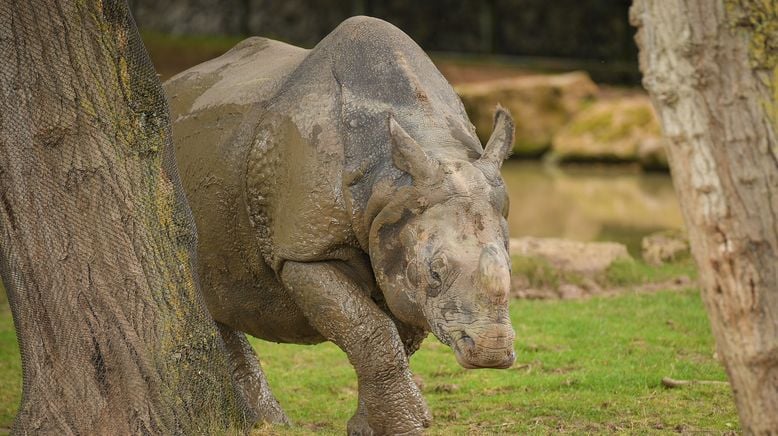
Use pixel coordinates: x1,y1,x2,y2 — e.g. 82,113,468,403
580,277,603,294
510,275,602,301
510,236,631,275
558,283,585,299
455,72,598,156
513,288,555,299
510,274,530,291
641,231,690,266
551,95,668,168
510,275,557,299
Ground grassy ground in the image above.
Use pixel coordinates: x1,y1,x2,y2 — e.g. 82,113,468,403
0,287,21,432
251,288,737,434
0,282,738,434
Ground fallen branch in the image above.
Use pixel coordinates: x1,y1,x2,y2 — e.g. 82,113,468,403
661,377,729,388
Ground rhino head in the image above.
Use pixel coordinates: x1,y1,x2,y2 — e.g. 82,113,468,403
369,107,516,369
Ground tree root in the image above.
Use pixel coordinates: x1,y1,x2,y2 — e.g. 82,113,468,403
661,377,729,388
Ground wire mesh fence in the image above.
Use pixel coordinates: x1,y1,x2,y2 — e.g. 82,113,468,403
0,1,251,433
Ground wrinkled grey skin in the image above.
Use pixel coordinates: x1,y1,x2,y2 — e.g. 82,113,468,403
165,16,516,435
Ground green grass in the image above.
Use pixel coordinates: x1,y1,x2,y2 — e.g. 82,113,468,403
604,258,697,287
0,285,21,432
0,287,737,434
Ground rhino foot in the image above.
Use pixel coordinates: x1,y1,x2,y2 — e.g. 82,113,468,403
347,408,373,436
348,393,430,435
356,370,431,435
254,393,289,426
348,410,428,436
217,323,290,426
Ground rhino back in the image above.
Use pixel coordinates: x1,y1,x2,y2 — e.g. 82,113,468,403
165,36,309,264
165,36,309,285
166,37,308,116
328,16,482,158
165,38,323,343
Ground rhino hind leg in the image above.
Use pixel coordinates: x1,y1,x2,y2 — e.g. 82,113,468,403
216,322,290,426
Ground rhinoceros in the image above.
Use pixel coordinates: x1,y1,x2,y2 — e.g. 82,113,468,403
165,16,516,435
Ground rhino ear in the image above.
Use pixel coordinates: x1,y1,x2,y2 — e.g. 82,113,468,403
478,105,515,169
389,115,437,181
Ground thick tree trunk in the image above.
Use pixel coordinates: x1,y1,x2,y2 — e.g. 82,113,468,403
0,1,251,434
631,1,778,433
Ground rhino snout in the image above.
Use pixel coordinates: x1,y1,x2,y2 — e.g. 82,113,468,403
452,326,516,369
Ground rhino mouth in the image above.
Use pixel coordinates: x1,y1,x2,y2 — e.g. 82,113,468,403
452,333,516,369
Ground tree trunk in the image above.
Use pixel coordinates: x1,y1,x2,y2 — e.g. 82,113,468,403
631,1,778,433
0,1,251,434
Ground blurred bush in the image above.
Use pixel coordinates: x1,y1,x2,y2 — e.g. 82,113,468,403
551,96,668,168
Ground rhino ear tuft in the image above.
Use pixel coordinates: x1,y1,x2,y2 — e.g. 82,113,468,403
478,105,515,169
389,115,437,181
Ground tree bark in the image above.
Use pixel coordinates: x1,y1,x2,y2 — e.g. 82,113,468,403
0,1,251,434
631,1,778,433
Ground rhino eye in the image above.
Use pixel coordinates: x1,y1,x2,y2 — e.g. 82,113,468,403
406,259,420,288
429,270,441,287
427,256,448,296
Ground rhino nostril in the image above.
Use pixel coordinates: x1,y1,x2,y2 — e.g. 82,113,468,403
458,334,475,354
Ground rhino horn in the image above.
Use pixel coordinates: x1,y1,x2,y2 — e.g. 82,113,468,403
478,243,511,304
389,115,438,181
478,105,515,170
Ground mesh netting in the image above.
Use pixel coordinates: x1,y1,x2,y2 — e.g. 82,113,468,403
0,0,251,433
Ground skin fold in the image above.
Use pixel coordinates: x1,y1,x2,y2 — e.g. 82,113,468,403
166,16,516,435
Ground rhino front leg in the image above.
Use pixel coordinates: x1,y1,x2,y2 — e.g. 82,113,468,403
216,323,290,425
349,318,429,436
280,261,431,435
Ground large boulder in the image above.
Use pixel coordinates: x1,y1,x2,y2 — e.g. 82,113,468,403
510,237,631,276
551,95,668,168
456,72,598,156
509,237,632,300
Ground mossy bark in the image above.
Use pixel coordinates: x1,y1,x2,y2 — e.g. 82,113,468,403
0,1,251,434
632,1,778,433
